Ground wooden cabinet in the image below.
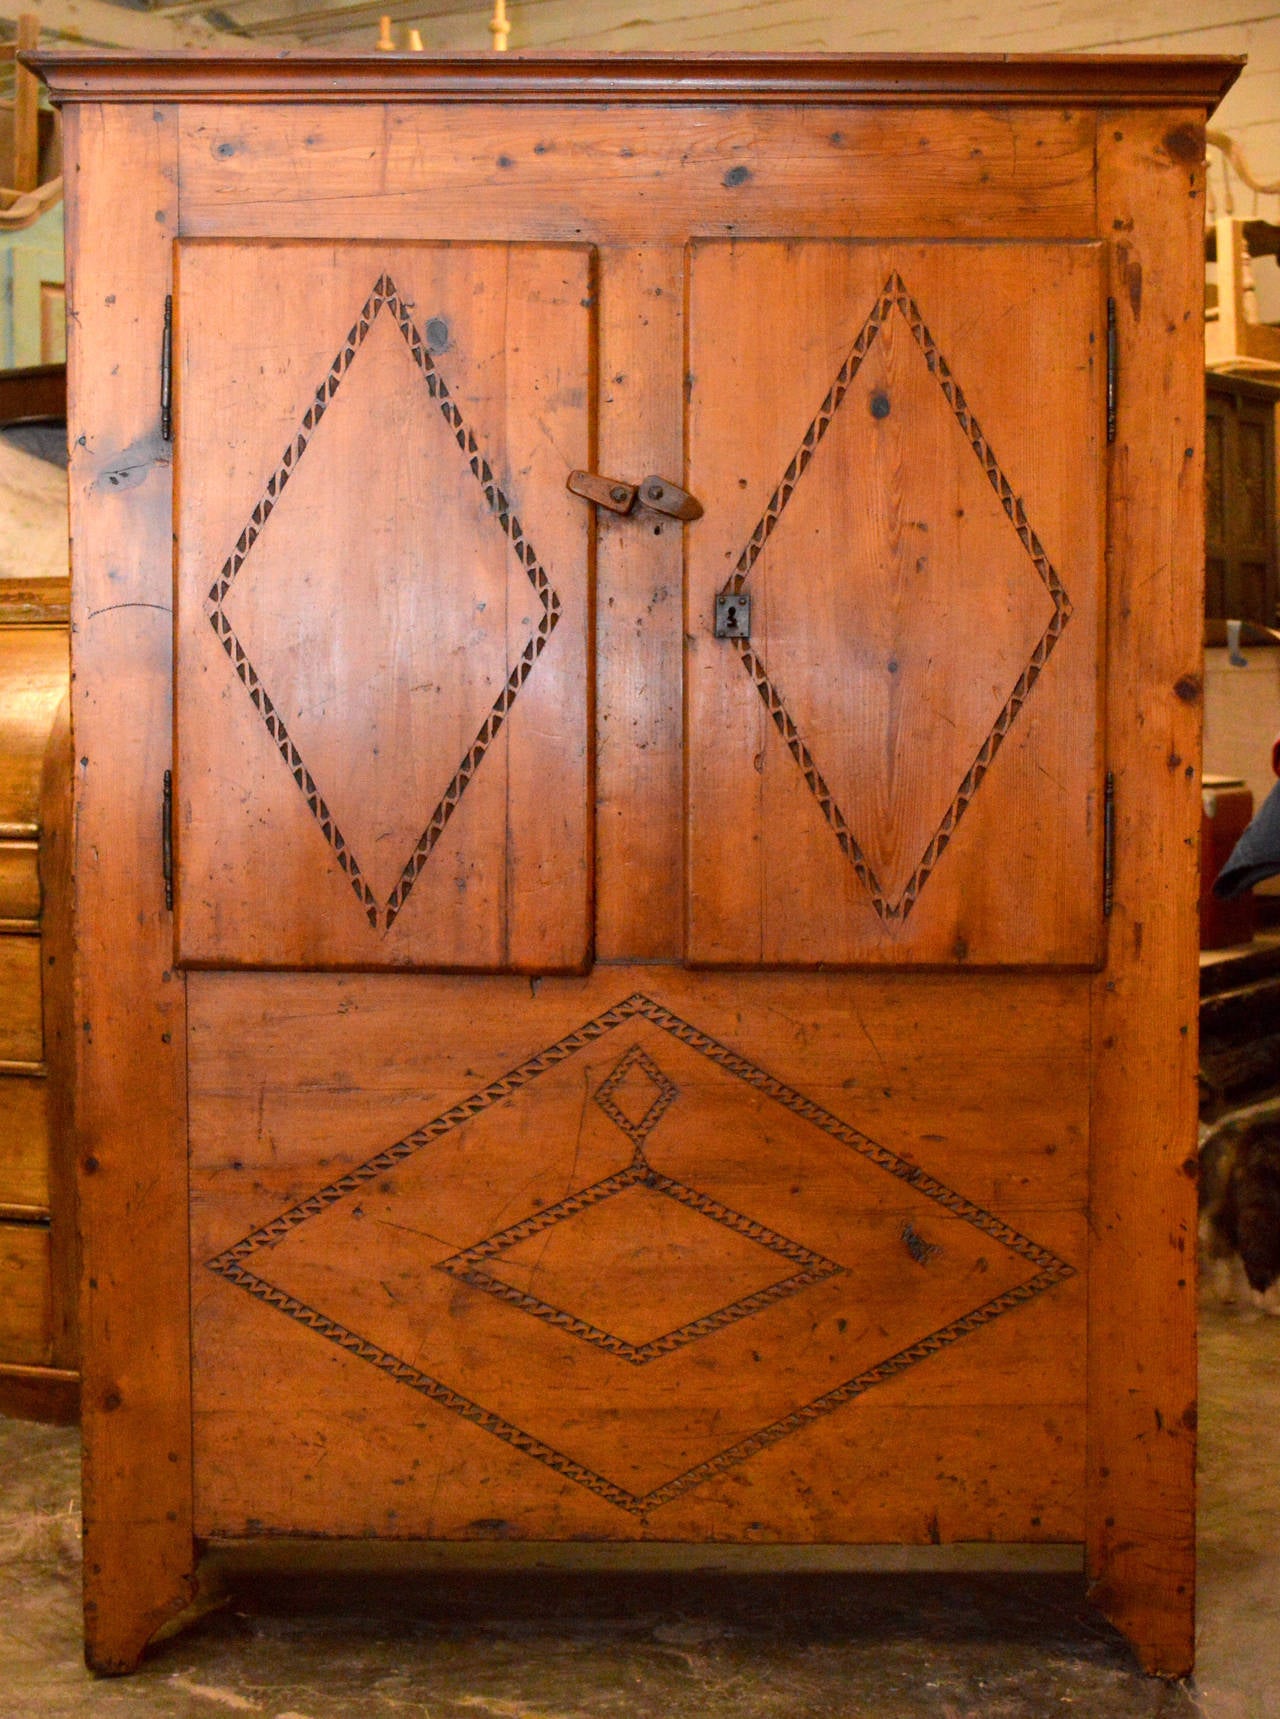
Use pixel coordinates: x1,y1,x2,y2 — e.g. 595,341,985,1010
33,49,1238,1678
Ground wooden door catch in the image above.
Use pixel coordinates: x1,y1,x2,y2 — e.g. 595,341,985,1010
637,476,703,521
567,470,638,514
567,470,703,521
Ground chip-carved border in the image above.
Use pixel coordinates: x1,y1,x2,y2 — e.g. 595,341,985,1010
205,993,1076,1517
203,271,562,933
435,1139,845,1365
719,271,1074,924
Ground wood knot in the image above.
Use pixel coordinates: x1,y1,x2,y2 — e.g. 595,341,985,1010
1162,124,1201,165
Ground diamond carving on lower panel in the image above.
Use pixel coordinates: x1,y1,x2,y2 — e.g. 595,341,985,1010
721,272,1073,924
206,994,1076,1517
436,1096,845,1365
204,273,562,933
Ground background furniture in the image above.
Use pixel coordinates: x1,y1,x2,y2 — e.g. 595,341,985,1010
1205,370,1279,631
0,566,73,1423
36,48,1235,1678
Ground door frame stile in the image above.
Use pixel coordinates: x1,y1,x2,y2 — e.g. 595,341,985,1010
1087,109,1205,1678
66,99,197,1673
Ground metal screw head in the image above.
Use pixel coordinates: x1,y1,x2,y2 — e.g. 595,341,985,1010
610,486,630,504
646,484,664,500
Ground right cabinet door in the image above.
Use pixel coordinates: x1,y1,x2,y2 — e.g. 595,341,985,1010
686,241,1105,968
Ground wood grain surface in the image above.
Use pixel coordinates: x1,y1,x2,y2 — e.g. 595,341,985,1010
0,626,68,834
0,1074,49,1207
594,247,685,960
685,239,1104,966
0,1218,51,1365
174,104,1098,245
0,839,40,925
29,51,1242,111
175,240,593,971
0,937,41,1061
189,968,1087,1544
64,101,196,1674
40,691,76,1377
1086,108,1206,1679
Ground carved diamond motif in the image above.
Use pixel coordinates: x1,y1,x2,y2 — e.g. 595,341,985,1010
206,994,1076,1518
723,271,1073,923
205,273,562,933
591,1044,678,1147
435,1050,843,1364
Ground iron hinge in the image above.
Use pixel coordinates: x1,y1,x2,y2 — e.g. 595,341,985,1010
162,769,173,912
161,294,173,443
1105,297,1117,445
1102,769,1115,918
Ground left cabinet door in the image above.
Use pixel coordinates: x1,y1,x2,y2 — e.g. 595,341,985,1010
174,240,595,972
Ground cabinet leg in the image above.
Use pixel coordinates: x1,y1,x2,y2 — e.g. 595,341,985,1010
83,1526,199,1675
1087,1546,1195,1679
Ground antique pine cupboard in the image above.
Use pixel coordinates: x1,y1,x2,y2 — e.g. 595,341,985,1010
32,48,1237,1677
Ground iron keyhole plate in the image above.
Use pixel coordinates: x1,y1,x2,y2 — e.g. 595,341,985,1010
715,591,752,640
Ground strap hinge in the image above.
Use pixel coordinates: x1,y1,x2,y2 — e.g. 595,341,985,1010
161,294,173,443
162,769,173,911
1103,769,1115,918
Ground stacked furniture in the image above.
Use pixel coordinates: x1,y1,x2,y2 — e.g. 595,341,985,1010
0,570,73,1422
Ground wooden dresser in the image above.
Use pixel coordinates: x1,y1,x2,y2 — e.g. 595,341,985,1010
0,577,74,1422
33,50,1237,1677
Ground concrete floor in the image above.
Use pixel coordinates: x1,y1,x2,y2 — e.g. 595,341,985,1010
2,1301,1276,1719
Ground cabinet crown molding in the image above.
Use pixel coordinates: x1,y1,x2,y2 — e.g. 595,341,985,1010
24,49,1242,112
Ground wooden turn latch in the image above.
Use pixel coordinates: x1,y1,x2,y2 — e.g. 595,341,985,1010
567,470,703,521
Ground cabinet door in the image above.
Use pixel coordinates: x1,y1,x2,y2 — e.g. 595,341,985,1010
175,241,593,971
686,242,1105,967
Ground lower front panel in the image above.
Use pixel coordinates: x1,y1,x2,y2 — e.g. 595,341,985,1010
188,968,1088,1544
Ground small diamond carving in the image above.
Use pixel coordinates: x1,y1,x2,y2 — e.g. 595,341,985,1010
205,273,562,934
722,271,1073,924
591,1044,678,1147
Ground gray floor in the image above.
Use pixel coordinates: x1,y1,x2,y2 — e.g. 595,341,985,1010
2,1301,1277,1718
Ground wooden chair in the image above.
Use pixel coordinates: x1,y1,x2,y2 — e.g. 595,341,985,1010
0,15,60,233
1206,130,1280,371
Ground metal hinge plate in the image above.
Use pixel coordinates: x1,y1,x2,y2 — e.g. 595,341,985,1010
1106,297,1117,445
1103,769,1115,917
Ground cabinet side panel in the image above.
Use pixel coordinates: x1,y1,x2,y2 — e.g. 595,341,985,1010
1089,109,1204,1679
65,102,196,1673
